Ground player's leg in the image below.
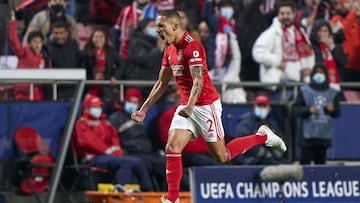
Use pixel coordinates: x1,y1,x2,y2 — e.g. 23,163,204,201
164,129,192,203
163,105,195,203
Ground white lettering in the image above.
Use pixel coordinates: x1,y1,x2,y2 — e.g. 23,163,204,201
200,183,234,199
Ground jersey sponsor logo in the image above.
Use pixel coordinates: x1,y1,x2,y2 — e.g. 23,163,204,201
171,64,184,76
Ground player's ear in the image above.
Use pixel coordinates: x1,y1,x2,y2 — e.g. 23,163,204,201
172,23,178,31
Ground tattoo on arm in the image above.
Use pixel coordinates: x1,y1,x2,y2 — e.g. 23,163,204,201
189,66,204,100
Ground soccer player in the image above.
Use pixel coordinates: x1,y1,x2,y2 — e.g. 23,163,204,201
131,10,287,203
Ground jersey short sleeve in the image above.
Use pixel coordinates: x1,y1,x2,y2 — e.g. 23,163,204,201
161,47,170,69
183,41,206,68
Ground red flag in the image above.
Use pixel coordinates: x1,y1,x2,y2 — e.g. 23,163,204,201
16,0,48,11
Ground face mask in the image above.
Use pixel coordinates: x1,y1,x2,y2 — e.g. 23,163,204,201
124,102,138,114
254,107,269,120
146,27,157,38
50,4,65,13
312,73,326,84
220,8,234,20
89,107,102,118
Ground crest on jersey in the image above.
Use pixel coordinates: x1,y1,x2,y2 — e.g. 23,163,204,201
177,49,183,61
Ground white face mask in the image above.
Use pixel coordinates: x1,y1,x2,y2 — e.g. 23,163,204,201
254,107,269,120
89,107,102,118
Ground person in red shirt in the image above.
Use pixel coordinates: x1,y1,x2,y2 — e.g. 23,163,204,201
131,10,287,203
73,95,153,191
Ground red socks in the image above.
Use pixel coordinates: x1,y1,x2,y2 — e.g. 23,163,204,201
226,134,267,160
166,152,182,202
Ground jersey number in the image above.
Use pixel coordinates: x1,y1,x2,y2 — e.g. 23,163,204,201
207,119,214,132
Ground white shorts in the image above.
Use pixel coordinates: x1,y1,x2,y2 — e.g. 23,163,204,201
169,99,225,142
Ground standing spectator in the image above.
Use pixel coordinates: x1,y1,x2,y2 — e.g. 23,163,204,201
233,94,286,165
330,0,360,101
197,21,210,49
202,0,239,71
73,95,153,190
310,19,347,92
125,18,164,97
237,0,269,101
80,29,122,105
108,88,166,191
295,65,341,165
114,0,158,60
8,13,51,101
23,0,78,44
45,22,81,101
252,1,315,101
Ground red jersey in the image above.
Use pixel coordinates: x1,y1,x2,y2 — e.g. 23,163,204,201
161,32,219,105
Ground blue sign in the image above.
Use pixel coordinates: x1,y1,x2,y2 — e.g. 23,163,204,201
190,165,360,203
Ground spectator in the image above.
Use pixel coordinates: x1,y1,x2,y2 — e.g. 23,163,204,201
295,64,341,165
125,18,164,97
72,95,153,191
23,0,78,44
80,29,122,105
197,20,210,49
108,88,166,191
175,8,199,39
237,0,269,101
45,22,81,101
114,0,158,60
233,94,287,165
8,13,51,101
310,19,347,92
252,1,315,102
296,0,331,35
330,0,360,100
202,0,239,71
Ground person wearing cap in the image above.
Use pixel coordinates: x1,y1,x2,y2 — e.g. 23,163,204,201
232,94,287,165
72,95,153,191
108,88,166,191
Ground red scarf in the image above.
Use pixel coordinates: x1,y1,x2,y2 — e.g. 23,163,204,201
218,16,236,34
320,43,340,84
282,24,313,62
89,49,106,97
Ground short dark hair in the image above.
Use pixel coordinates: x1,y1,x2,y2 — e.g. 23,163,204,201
52,21,70,30
27,31,44,43
277,0,296,12
159,9,181,21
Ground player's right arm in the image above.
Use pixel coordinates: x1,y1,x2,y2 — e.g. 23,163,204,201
131,67,173,122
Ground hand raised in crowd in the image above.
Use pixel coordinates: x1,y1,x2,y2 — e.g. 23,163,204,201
310,106,318,114
280,61,286,71
319,34,335,49
131,110,147,123
326,103,335,112
110,76,117,86
306,15,315,26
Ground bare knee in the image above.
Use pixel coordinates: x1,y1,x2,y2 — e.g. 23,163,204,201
165,142,182,153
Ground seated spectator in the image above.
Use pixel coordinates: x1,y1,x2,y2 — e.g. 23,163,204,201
23,0,78,44
232,94,287,165
108,88,166,191
114,0,158,60
45,22,81,101
294,65,341,165
252,1,315,102
8,12,51,101
125,18,164,97
310,19,347,92
72,95,153,191
80,29,122,107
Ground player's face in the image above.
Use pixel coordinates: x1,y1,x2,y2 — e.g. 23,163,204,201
156,15,177,45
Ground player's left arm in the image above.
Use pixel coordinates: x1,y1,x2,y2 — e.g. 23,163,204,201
187,65,204,107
